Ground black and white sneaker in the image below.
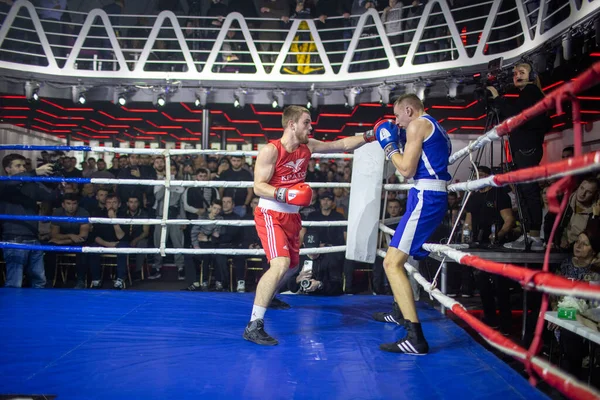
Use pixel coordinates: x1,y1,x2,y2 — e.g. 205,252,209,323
372,302,404,325
243,319,278,346
269,297,290,310
147,269,162,280
177,268,185,281
379,321,429,355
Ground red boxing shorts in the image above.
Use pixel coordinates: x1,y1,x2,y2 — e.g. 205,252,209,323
255,207,301,268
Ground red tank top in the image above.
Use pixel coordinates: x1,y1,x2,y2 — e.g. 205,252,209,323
268,140,312,188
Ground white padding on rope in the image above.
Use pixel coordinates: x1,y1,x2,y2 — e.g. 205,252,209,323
382,183,415,191
448,127,500,165
80,245,346,256
346,141,385,263
447,176,497,192
422,243,466,263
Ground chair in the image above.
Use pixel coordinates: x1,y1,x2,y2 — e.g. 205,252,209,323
55,253,78,287
98,254,132,288
245,257,267,287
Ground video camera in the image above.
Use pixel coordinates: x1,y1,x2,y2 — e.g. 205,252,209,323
473,57,512,107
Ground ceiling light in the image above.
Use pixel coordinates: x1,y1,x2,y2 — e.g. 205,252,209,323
71,86,86,105
272,90,285,109
25,81,40,101
344,87,362,108
117,95,127,106
234,88,246,108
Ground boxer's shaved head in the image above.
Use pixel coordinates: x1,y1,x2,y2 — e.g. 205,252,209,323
394,94,424,111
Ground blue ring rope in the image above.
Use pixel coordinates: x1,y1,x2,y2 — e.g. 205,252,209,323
0,176,91,183
0,145,92,152
0,214,90,223
0,242,83,253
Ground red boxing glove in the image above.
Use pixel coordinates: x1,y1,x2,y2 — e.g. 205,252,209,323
363,129,376,143
275,183,313,207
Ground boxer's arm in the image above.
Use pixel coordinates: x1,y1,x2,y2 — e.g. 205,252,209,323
308,135,366,154
253,143,278,198
389,120,426,178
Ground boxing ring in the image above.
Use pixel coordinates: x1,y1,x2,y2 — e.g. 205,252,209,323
0,61,600,399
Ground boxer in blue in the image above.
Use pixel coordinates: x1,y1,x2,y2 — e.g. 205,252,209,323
372,94,451,355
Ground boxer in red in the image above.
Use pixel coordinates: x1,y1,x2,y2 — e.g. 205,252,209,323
244,105,379,345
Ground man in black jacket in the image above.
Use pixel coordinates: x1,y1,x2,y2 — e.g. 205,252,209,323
1,154,57,288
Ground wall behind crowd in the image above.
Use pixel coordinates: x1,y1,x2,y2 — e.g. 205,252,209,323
0,124,66,163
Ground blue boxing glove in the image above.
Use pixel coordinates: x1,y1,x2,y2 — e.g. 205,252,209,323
374,120,400,160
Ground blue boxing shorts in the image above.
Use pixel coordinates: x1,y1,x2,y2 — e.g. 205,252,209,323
389,180,448,260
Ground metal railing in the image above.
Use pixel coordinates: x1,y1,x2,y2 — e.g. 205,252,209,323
0,0,597,86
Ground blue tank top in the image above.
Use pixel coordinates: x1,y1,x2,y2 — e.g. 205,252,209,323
413,114,452,181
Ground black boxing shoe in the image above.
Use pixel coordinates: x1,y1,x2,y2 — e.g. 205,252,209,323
379,321,429,355
372,302,405,325
243,319,278,346
269,297,291,310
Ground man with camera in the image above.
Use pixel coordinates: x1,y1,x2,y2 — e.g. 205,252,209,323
287,232,343,296
1,154,59,288
486,61,552,251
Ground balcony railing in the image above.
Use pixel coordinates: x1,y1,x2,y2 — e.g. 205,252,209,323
0,0,597,86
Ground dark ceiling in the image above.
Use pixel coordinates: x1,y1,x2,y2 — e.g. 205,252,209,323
1,56,599,146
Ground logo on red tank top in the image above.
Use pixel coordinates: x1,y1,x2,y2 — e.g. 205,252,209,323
281,158,306,181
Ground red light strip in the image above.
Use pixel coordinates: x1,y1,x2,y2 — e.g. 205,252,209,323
120,106,158,113
0,106,29,110
590,53,600,57
180,103,204,114
550,112,566,118
0,95,26,99
37,109,85,120
581,110,600,114
227,138,245,142
40,99,93,112
98,111,142,121
447,114,486,121
161,112,201,123
552,123,566,128
30,125,71,133
185,128,201,136
89,119,129,128
240,133,264,137
146,120,183,129
431,100,478,110
459,126,485,130
447,127,458,133
212,126,237,131
33,117,77,127
2,115,27,119
81,125,119,134
249,105,283,116
577,96,600,100
123,132,155,140
543,80,565,91
134,127,167,135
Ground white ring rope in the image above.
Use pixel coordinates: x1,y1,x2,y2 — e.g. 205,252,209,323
88,179,352,189
76,245,347,256
448,127,501,165
84,146,354,159
88,218,349,227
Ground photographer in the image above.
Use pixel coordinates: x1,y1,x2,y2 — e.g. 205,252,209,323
486,62,551,251
0,154,58,288
287,232,343,296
